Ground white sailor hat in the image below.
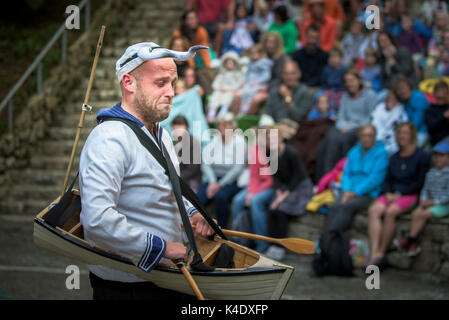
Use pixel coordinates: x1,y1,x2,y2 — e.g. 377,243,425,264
115,42,208,82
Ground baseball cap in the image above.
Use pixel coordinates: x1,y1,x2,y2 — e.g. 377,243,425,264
115,42,208,82
433,141,449,154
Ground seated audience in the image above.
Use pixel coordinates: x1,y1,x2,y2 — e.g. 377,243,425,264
306,157,347,213
360,46,382,93
325,124,389,233
397,14,424,60
367,122,430,269
321,47,347,92
292,24,329,88
159,79,209,148
341,19,366,67
393,75,430,147
231,43,272,115
262,31,289,88
171,115,203,193
377,31,416,90
264,59,316,123
207,51,244,121
267,4,298,55
185,0,234,49
307,94,337,120
232,126,275,253
302,0,345,39
265,125,313,260
197,113,246,228
425,81,449,146
398,140,449,256
300,0,338,52
316,69,378,181
370,90,409,155
221,3,258,55
173,10,213,69
384,0,433,41
168,36,191,77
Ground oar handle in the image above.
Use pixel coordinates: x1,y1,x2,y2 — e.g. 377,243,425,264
174,259,205,300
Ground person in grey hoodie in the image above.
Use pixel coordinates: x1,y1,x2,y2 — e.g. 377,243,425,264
315,69,378,181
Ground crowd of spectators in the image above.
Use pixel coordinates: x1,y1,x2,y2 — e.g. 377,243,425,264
163,0,449,266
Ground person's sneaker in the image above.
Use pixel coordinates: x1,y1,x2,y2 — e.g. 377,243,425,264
264,245,286,261
407,243,421,257
395,237,411,250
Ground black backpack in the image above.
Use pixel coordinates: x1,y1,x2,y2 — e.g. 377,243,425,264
312,230,354,277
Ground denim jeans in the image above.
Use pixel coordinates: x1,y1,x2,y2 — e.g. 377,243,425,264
232,188,275,252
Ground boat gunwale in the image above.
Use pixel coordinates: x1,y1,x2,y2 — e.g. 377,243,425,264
34,217,288,277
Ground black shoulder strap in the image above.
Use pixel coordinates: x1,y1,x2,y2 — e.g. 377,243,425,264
102,117,226,271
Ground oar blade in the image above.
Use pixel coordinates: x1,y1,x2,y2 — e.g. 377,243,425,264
280,238,315,254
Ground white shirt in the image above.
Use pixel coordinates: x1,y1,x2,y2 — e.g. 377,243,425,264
79,118,197,282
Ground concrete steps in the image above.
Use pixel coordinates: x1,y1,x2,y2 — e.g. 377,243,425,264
0,0,184,216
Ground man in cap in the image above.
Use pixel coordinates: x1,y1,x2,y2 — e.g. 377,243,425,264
79,42,215,300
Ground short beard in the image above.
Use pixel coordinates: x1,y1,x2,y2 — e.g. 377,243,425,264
133,82,171,126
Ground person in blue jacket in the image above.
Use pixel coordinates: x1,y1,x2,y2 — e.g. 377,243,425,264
325,124,389,233
393,75,430,147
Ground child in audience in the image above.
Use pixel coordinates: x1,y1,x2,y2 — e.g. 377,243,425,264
361,46,382,93
307,94,337,120
174,78,187,96
321,47,347,92
171,115,202,193
397,15,424,60
341,20,366,67
425,81,449,146
398,141,449,256
306,157,347,213
207,51,245,121
232,43,272,115
370,90,409,155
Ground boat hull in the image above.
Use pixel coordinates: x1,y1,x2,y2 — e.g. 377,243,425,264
34,216,294,300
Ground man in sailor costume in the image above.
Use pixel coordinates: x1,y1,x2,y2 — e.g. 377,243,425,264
79,42,215,299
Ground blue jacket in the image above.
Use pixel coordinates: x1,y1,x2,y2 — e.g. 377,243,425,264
403,90,430,133
342,141,389,198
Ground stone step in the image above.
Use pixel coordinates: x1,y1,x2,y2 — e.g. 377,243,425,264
0,200,25,215
24,199,58,215
54,113,98,128
47,127,90,141
10,185,63,203
30,155,79,170
39,140,86,156
9,169,76,186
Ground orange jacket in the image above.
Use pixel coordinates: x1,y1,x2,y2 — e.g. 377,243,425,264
300,15,337,52
303,0,345,22
173,26,211,68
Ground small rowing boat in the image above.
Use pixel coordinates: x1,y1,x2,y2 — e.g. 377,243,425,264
34,190,295,300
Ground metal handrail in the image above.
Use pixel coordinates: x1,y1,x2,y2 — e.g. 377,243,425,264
0,0,95,133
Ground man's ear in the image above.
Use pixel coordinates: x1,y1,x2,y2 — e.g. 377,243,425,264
121,73,137,94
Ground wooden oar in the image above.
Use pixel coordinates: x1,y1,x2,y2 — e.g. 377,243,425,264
192,225,315,254
60,25,106,196
221,229,315,254
174,259,205,300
